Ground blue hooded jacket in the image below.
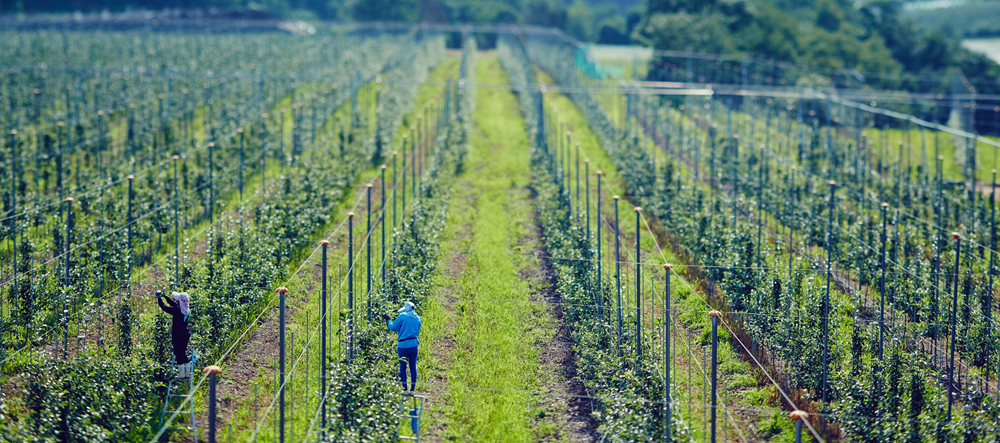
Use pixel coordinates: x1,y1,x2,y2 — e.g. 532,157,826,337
387,302,421,349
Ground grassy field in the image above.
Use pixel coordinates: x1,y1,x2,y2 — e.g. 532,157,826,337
418,51,574,442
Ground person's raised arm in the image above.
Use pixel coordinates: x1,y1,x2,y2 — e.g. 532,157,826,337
386,314,402,332
156,292,178,314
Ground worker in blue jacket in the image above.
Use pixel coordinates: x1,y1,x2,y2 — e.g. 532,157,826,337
382,301,421,395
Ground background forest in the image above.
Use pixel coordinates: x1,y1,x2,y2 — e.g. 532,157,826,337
3,0,999,115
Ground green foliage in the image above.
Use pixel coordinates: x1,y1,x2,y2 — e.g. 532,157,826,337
530,29,1000,437
0,30,447,442
633,11,736,54
636,0,999,99
323,38,473,439
499,35,694,442
6,355,168,442
349,0,420,23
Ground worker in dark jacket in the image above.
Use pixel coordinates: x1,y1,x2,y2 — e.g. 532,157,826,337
157,291,193,379
382,301,421,395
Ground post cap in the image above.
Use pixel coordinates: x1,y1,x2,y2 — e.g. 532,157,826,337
203,365,222,375
57,121,64,127
393,151,398,156
208,142,215,147
172,155,180,160
634,207,642,212
97,110,104,116
320,240,330,246
880,202,889,208
938,156,944,161
380,165,387,170
993,169,997,174
276,287,289,293
348,212,355,218
585,159,590,163
65,197,74,203
596,170,603,176
951,232,960,240
367,183,373,188
789,410,808,421
575,141,581,147
126,175,135,180
708,310,722,318
613,195,620,200
663,264,673,270
237,128,243,134
9,130,16,135
828,180,836,186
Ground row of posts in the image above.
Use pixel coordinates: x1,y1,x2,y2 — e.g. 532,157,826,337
549,87,1000,440
263,85,452,443
539,93,827,442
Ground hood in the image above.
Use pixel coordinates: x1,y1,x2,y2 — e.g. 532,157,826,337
398,301,419,318
172,292,191,318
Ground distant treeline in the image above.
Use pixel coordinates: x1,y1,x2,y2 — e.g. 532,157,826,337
0,0,642,46
3,0,998,106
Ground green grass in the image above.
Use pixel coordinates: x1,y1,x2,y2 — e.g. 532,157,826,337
420,51,557,442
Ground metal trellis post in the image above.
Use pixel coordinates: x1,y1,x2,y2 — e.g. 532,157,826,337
276,287,289,443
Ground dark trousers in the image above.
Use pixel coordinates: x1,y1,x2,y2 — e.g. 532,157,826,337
172,331,190,365
397,346,418,390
